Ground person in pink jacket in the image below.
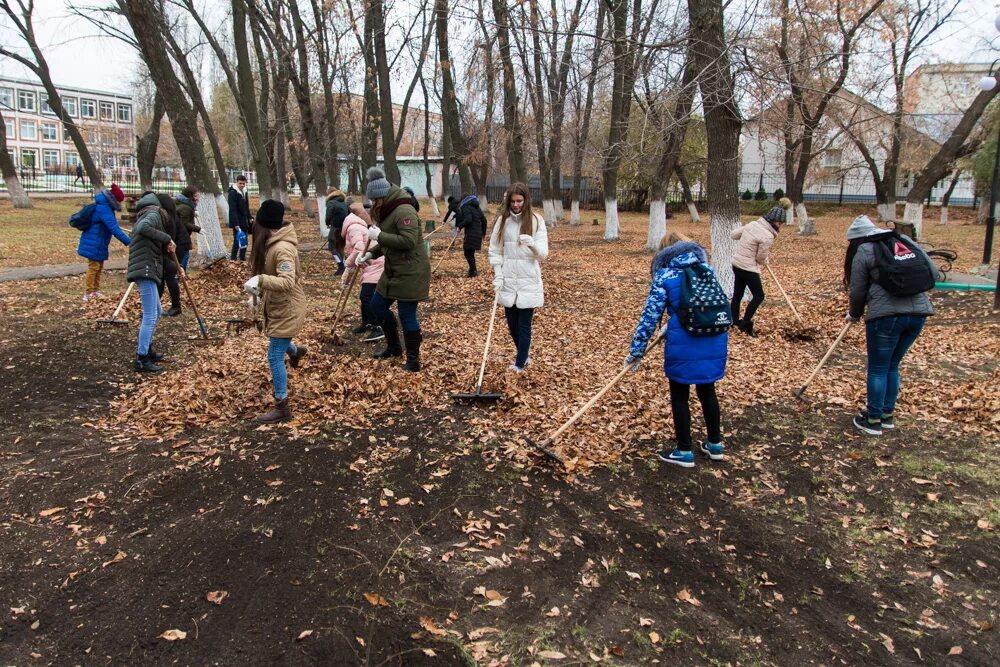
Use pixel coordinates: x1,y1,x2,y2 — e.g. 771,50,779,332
342,203,386,342
729,199,790,337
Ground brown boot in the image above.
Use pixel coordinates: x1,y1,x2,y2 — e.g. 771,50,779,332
255,398,291,424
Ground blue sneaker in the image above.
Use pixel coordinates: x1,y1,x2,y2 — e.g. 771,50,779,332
700,441,725,461
658,448,695,468
853,412,882,436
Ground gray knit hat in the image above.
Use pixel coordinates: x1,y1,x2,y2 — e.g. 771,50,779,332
846,214,879,240
763,206,787,224
365,167,391,200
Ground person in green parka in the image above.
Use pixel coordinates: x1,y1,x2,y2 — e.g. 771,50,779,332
355,167,431,371
127,191,177,374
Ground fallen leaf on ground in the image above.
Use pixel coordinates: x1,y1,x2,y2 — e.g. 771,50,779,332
159,629,186,641
206,590,228,605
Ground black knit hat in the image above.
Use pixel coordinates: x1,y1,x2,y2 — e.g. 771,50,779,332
763,206,787,224
256,199,285,229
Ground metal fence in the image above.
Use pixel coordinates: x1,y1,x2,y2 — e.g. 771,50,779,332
2,168,981,211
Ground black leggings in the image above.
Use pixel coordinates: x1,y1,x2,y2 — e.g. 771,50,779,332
731,266,765,324
669,380,721,450
162,257,181,309
463,248,478,274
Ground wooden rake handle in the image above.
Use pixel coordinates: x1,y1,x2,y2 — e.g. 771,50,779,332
432,233,459,275
765,264,804,325
540,327,667,449
797,321,853,395
109,282,135,320
170,250,208,339
474,292,501,391
331,239,372,333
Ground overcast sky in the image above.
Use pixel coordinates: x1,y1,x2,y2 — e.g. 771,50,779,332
1,0,999,97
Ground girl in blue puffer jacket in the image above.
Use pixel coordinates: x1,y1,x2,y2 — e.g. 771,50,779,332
77,184,129,301
624,239,728,468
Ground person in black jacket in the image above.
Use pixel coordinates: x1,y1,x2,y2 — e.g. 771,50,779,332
156,193,184,316
443,195,458,226
227,174,252,261
325,188,350,275
454,195,487,277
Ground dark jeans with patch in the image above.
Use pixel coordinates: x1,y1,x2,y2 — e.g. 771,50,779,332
359,283,378,327
669,380,721,450
865,315,925,421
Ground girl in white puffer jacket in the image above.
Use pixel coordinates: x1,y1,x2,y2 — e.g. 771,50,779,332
488,183,549,372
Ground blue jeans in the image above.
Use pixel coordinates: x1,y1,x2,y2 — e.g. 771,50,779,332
369,292,420,331
136,279,162,356
504,306,534,368
179,249,190,271
865,315,925,420
267,338,298,400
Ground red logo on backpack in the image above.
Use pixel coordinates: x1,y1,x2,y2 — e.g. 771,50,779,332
893,241,915,261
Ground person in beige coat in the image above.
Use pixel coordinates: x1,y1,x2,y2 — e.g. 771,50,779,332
243,200,308,423
729,202,788,336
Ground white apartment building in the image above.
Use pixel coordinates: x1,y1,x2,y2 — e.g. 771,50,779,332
903,63,993,143
0,75,136,176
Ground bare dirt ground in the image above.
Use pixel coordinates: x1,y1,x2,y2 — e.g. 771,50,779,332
0,207,997,666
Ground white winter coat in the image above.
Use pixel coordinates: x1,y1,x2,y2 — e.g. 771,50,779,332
488,211,548,309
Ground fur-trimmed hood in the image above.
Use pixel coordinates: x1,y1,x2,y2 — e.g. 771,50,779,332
651,241,709,276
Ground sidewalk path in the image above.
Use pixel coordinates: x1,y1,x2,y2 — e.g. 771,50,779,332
1,242,328,283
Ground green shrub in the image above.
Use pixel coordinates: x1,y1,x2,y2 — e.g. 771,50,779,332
741,189,753,201
773,187,785,200
754,187,768,201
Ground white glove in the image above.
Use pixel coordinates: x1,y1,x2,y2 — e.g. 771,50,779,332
356,252,373,268
367,226,381,242
624,354,642,373
492,274,503,292
518,234,534,247
845,313,860,323
246,295,256,309
243,275,261,295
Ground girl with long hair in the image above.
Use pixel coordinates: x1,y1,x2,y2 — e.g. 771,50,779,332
243,200,308,423
488,182,549,372
156,193,184,316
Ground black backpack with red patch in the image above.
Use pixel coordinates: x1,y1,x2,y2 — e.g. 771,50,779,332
873,233,936,297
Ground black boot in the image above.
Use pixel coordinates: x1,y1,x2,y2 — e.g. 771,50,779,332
133,354,163,374
166,279,182,316
146,346,165,362
742,319,756,338
402,329,423,372
373,317,402,359
286,345,308,369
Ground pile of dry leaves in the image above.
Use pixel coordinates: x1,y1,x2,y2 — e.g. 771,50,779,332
98,215,1000,470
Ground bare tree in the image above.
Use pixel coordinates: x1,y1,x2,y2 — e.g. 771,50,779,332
772,0,885,234
492,0,528,183
435,0,474,193
1,0,105,190
135,92,164,192
568,1,605,225
119,0,227,258
0,106,31,208
370,0,401,183
687,0,741,293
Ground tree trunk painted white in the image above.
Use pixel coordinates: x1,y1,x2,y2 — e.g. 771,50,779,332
796,202,816,236
429,197,441,218
541,198,556,226
216,193,230,226
939,206,948,226
570,200,581,225
554,198,565,223
316,194,328,239
603,198,620,240
5,176,32,208
686,201,700,223
877,202,896,222
786,203,794,228
301,195,314,218
902,201,923,238
710,214,740,297
195,194,227,260
647,199,666,250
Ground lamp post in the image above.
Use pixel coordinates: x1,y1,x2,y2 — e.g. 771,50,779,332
978,48,1000,310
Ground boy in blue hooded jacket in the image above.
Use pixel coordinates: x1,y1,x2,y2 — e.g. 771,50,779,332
77,184,129,301
625,239,728,467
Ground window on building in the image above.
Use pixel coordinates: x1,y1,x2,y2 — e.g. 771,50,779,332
17,89,36,112
822,149,843,169
117,103,132,123
40,95,55,115
42,149,60,168
42,122,58,141
21,148,37,168
63,96,78,117
99,101,114,121
65,151,79,167
4,119,14,139
6,149,14,166
119,155,135,168
0,87,13,109
20,120,37,140
63,124,72,142
80,99,96,118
